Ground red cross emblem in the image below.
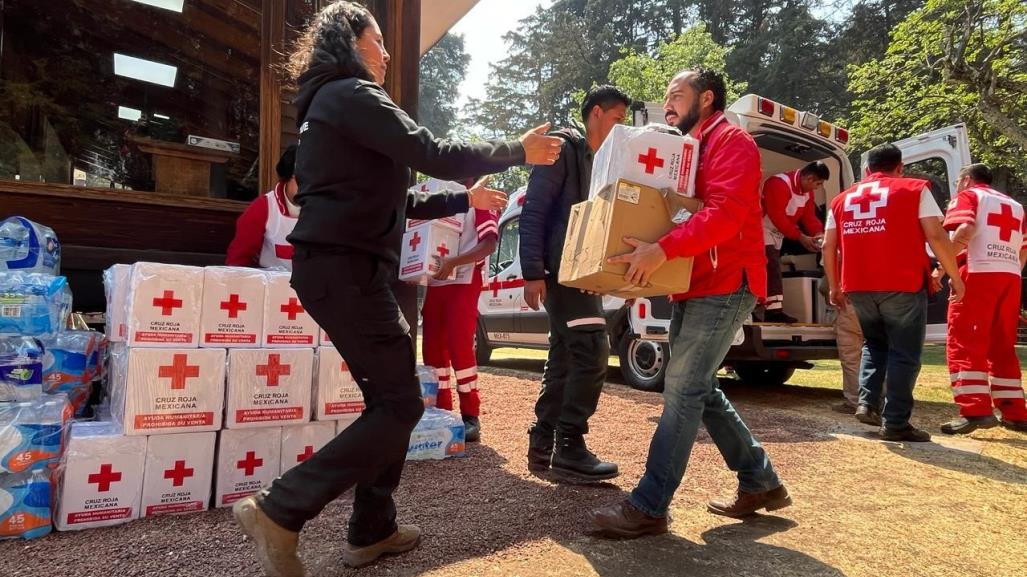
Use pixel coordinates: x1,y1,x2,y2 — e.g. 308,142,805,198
340,361,349,372
256,354,291,387
420,184,430,192
236,451,263,476
152,290,183,316
297,445,315,463
844,181,889,220
637,147,665,174
409,232,422,251
987,203,1022,242
280,297,304,320
158,354,200,390
88,463,122,492
437,243,450,258
163,460,194,487
220,294,248,318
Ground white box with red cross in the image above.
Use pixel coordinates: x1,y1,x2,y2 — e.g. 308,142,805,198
109,346,226,436
215,427,282,508
126,262,204,347
406,179,467,232
262,271,319,348
590,124,699,199
279,421,336,475
398,220,461,285
199,267,267,348
225,348,313,429
55,421,146,531
104,263,131,342
314,346,365,423
140,431,216,518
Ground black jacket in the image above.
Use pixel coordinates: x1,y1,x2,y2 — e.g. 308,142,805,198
518,128,592,281
287,65,526,263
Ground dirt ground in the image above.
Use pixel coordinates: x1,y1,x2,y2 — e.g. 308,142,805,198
2,357,1025,577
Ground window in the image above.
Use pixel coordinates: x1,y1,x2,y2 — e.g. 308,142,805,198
903,157,951,212
0,0,262,200
491,218,519,277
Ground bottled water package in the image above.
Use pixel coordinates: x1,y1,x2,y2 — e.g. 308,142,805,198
0,217,60,276
406,407,465,461
0,469,53,540
40,331,101,413
416,365,439,408
1,336,45,401
0,393,70,474
0,272,72,336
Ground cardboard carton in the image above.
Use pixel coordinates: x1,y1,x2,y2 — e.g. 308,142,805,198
226,348,313,429
262,271,318,347
215,427,281,508
590,124,699,198
279,421,336,475
103,264,131,342
406,179,466,232
199,267,266,347
314,346,365,421
126,263,204,347
398,221,460,285
140,431,216,517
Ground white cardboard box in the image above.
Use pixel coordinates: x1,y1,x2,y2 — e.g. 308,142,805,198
226,348,313,429
215,427,282,508
398,221,461,285
110,347,226,436
104,264,131,342
590,124,699,199
406,179,466,232
140,431,216,517
200,267,267,348
56,421,146,531
279,421,336,475
314,346,365,421
126,262,204,347
262,271,319,348
319,327,333,347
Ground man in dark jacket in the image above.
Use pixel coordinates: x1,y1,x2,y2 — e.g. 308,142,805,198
520,85,630,483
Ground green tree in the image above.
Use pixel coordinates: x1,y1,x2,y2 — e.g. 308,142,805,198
418,33,471,138
848,0,1026,192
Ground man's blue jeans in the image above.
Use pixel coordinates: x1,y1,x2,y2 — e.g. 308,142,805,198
847,291,927,430
630,286,781,518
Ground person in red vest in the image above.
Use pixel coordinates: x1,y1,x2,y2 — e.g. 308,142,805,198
936,163,1027,434
761,161,829,322
225,145,299,270
822,143,965,442
420,177,499,443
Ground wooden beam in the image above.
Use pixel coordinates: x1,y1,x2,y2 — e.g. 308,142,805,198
259,0,286,194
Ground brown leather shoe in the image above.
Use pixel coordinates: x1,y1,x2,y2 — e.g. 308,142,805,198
342,525,422,568
232,496,305,577
590,499,669,539
707,485,792,518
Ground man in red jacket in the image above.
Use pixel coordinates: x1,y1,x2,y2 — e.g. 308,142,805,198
225,145,299,270
590,68,789,539
822,143,964,442
761,162,829,322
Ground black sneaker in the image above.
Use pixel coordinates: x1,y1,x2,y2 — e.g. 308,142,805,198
940,415,999,435
881,425,932,442
763,310,798,324
462,416,480,443
550,433,619,484
855,404,882,427
1000,418,1027,432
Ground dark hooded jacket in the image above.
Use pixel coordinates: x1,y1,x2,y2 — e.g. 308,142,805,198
287,64,526,263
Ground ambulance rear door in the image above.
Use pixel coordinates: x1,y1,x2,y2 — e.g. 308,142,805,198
863,124,972,342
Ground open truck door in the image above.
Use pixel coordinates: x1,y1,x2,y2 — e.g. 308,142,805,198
862,124,973,343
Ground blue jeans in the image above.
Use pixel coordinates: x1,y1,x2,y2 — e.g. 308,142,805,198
848,291,927,430
630,286,781,518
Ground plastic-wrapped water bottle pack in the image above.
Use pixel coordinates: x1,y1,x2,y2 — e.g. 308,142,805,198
0,337,45,402
0,217,60,276
0,272,72,336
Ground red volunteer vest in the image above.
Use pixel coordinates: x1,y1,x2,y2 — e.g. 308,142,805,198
831,174,931,293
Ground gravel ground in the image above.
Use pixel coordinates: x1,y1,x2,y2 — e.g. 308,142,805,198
2,359,1025,577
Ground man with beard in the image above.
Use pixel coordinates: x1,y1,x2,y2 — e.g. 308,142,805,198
590,69,789,539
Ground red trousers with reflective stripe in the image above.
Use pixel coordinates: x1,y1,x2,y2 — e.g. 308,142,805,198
946,270,1026,419
421,269,482,417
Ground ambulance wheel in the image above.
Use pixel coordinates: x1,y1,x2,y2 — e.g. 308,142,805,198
619,334,666,392
475,324,493,366
733,363,795,386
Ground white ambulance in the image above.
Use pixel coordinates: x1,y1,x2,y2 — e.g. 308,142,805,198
476,94,971,391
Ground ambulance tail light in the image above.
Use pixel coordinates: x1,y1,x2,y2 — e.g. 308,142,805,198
779,106,797,125
774,350,792,360
638,303,647,319
800,112,819,131
835,127,849,145
757,97,775,117
817,121,833,139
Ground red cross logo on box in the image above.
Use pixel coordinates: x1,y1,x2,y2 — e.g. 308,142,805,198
437,243,450,258
88,463,122,492
256,354,291,387
280,298,305,321
220,294,248,318
158,354,200,390
164,460,194,487
152,290,183,316
236,451,263,476
637,147,665,174
844,181,890,220
409,232,422,251
987,203,1022,242
297,445,315,463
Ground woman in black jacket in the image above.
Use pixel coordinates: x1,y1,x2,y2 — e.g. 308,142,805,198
232,3,562,576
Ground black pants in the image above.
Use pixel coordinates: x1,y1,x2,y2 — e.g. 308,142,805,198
531,278,609,437
765,244,784,311
258,248,424,546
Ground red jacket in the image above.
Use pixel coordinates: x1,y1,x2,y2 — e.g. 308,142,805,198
763,170,823,240
659,112,768,301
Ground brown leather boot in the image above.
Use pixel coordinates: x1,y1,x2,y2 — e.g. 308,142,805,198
590,499,669,539
232,496,305,577
342,525,422,568
707,485,792,518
